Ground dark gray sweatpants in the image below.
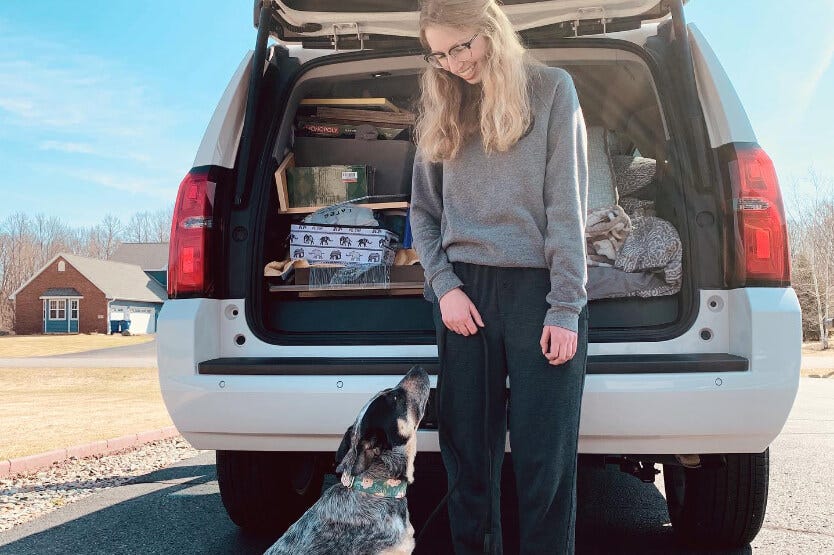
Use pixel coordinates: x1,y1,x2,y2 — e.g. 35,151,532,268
433,262,588,555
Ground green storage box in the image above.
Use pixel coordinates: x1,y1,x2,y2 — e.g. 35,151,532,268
285,165,374,209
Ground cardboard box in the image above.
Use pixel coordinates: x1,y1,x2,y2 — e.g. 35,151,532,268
390,264,425,283
289,224,398,265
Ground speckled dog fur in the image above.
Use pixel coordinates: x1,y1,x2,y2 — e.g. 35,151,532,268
264,366,431,555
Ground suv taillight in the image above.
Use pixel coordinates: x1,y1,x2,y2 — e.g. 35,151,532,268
724,144,790,287
168,171,215,298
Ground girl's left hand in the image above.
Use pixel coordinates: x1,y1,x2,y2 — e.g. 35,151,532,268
540,325,578,366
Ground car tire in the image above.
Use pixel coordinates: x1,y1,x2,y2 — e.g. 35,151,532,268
216,450,324,532
663,449,769,548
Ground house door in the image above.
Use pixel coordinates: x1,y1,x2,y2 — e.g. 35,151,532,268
69,299,79,333
44,299,67,333
43,298,79,334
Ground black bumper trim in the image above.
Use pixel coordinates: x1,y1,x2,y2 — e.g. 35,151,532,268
197,353,748,375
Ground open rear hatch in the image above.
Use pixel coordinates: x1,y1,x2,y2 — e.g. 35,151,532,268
242,0,706,347
256,0,682,47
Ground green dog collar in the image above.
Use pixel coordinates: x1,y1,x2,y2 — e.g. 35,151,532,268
341,472,407,499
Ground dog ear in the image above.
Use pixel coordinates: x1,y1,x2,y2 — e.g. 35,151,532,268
335,425,354,465
349,428,386,475
335,425,356,474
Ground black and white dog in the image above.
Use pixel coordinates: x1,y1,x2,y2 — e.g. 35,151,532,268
264,366,431,555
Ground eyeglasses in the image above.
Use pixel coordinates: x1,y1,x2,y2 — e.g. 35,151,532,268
423,33,479,69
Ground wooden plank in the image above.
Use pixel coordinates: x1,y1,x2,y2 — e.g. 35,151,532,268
300,97,403,112
315,106,416,125
277,201,409,215
273,152,295,212
298,287,423,298
269,282,424,297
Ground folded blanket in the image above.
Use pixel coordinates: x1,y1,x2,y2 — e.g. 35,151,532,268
586,205,632,266
265,258,310,279
619,197,656,218
394,248,420,266
614,216,682,287
587,266,679,299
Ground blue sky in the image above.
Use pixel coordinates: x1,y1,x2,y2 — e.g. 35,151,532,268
0,1,832,226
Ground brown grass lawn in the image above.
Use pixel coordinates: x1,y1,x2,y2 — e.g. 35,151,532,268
801,341,834,378
0,342,827,461
0,334,153,358
0,367,172,460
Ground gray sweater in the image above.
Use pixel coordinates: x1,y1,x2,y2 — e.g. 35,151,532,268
410,65,589,332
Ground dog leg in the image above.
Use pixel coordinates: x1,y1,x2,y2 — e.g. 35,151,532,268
403,435,417,483
378,522,415,555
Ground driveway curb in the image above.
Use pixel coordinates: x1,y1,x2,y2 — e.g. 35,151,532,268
0,426,180,478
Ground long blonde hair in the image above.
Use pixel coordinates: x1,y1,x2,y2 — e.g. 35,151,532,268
415,0,535,162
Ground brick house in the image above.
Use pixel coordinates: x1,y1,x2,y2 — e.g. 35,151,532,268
9,253,166,335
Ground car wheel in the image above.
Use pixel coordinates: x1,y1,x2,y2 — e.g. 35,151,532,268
216,450,324,532
663,448,769,548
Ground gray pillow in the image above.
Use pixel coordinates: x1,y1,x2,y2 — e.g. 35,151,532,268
586,126,618,211
612,155,656,197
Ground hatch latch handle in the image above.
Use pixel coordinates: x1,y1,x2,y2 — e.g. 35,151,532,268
332,22,364,51
573,7,607,37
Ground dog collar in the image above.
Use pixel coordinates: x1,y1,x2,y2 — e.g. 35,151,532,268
341,472,407,499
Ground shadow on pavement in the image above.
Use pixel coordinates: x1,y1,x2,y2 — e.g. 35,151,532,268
0,455,752,555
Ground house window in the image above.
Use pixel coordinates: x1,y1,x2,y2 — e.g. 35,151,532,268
70,300,79,320
49,299,66,320
58,261,65,272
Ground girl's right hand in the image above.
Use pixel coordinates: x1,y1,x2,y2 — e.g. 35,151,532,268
439,287,485,336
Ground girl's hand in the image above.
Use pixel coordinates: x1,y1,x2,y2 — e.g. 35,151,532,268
439,288,485,336
540,325,577,366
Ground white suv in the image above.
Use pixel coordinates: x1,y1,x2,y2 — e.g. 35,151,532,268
157,1,800,548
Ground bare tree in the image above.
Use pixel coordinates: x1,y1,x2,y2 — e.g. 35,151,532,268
86,213,124,259
786,170,834,348
125,212,153,243
0,208,169,332
152,207,174,243
0,213,36,331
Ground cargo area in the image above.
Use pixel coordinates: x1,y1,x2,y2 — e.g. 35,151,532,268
256,47,696,343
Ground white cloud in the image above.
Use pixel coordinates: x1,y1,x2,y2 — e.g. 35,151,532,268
0,26,197,199
62,168,174,200
37,140,153,163
795,35,834,118
38,141,98,155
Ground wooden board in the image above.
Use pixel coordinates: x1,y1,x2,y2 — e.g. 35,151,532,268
274,152,295,212
315,107,416,126
277,201,409,215
300,98,402,112
269,282,424,298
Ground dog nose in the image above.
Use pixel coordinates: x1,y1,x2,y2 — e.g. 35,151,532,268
406,365,429,381
402,366,430,393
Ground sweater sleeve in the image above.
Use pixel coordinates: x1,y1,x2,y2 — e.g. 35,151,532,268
542,69,589,331
409,148,463,301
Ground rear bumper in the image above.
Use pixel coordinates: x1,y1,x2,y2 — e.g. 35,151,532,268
159,369,795,455
157,287,801,455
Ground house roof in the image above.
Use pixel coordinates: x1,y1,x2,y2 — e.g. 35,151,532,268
42,288,83,297
9,253,167,304
110,242,169,270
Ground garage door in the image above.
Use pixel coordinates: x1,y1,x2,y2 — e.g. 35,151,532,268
129,307,156,334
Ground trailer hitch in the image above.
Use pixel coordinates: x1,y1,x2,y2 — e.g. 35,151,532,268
618,458,660,483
